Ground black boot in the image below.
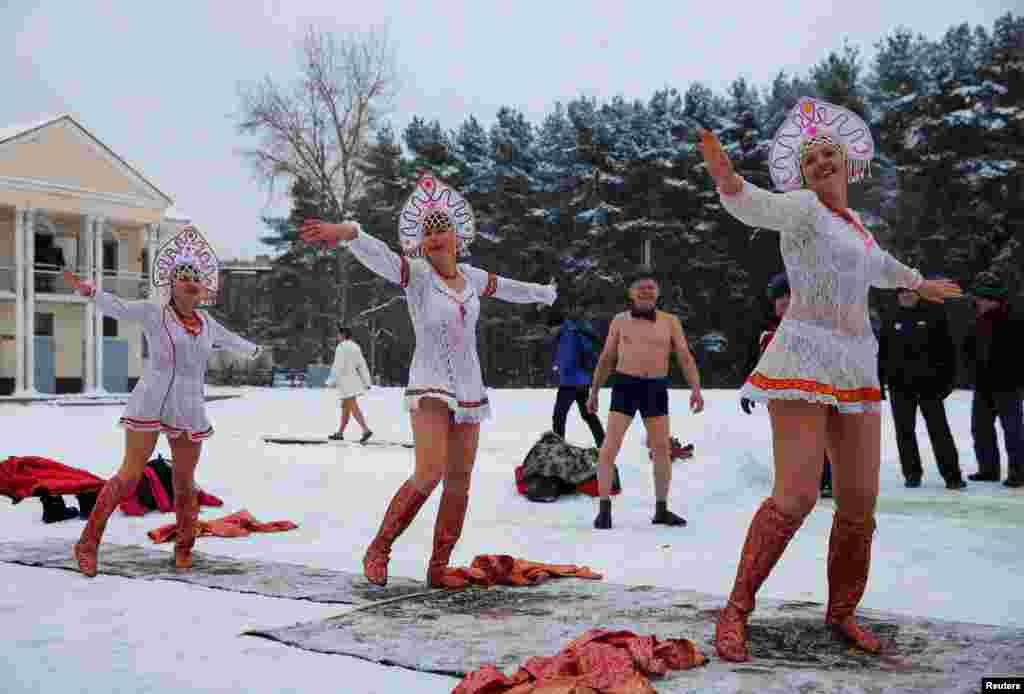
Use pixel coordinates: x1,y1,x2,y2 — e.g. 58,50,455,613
40,494,80,524
652,500,687,526
76,492,98,518
594,498,612,529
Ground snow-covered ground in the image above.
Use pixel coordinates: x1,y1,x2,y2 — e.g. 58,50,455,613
3,387,1022,693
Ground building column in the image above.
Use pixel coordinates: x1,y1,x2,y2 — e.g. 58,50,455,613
23,208,37,395
13,207,25,394
82,215,96,393
93,217,106,393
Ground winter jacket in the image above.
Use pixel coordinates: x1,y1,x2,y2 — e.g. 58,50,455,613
962,302,1024,392
553,320,600,387
878,304,956,398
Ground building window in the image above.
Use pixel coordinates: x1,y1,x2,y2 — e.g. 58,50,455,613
34,313,54,337
103,239,118,273
103,316,118,338
141,333,149,359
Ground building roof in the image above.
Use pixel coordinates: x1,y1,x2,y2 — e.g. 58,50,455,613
0,113,174,205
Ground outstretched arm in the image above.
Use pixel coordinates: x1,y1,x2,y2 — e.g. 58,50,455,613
671,316,704,413
207,316,262,359
63,270,156,324
469,266,556,305
301,220,412,288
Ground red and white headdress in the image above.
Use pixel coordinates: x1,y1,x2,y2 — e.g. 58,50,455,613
398,173,476,257
153,225,220,305
769,97,874,192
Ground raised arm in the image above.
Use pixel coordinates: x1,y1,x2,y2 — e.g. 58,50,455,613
301,220,412,288
466,266,556,305
207,315,261,359
697,129,818,235
64,271,156,324
671,316,704,413
872,246,923,291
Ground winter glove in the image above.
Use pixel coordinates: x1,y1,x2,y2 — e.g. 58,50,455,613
740,397,755,415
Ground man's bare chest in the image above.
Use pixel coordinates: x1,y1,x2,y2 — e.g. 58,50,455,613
621,322,671,355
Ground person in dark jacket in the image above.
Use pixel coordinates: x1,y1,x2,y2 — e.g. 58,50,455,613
962,273,1024,488
878,283,964,489
741,273,832,497
549,310,605,447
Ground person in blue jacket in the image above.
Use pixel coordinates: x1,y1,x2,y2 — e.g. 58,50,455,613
549,309,606,447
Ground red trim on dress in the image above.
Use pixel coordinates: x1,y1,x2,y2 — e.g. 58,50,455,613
404,387,489,408
747,372,881,403
482,273,497,298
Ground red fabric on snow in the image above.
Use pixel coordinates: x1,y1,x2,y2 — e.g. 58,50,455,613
119,468,225,516
147,509,298,544
0,456,105,502
515,465,621,499
454,628,707,693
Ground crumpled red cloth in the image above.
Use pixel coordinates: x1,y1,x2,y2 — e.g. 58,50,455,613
454,628,707,693
147,509,298,544
449,555,603,587
0,456,105,502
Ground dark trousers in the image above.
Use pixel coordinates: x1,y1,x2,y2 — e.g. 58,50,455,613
971,389,1024,481
891,389,962,483
553,385,605,447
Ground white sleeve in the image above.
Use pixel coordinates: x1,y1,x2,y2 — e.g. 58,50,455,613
465,265,557,305
206,315,261,359
93,290,159,325
873,247,923,290
718,178,819,236
341,225,415,289
356,347,371,387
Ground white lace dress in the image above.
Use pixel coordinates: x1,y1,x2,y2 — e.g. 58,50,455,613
721,179,923,414
93,290,262,440
342,225,557,423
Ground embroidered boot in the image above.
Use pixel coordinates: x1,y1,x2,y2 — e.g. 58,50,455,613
363,480,430,586
74,476,133,577
714,498,804,662
426,486,470,589
826,515,882,653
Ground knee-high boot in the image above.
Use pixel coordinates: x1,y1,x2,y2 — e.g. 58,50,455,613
363,480,430,586
426,485,470,589
74,476,134,577
826,515,882,653
714,498,804,662
173,484,199,570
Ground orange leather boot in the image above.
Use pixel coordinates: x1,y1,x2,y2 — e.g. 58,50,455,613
825,515,882,653
74,476,133,577
426,486,470,589
363,480,430,586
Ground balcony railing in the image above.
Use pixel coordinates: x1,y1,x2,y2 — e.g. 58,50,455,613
0,260,150,299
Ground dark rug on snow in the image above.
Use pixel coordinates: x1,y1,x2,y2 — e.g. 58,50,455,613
0,539,427,604
245,579,1024,693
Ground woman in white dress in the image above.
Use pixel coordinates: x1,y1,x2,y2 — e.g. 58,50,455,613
301,173,556,588
64,226,263,576
328,326,373,443
697,98,960,661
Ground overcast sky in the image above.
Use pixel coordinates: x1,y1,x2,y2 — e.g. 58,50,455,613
2,0,1017,259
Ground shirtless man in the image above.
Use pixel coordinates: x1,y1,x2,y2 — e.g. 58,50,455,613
588,268,704,529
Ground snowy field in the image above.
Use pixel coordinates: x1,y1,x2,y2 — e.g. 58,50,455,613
2,387,1022,693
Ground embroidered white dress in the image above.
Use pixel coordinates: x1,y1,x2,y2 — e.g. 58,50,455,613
342,226,557,423
330,340,371,399
93,290,262,440
721,179,922,413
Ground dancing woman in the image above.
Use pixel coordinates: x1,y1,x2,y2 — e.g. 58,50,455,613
697,98,960,661
301,174,556,588
65,226,263,576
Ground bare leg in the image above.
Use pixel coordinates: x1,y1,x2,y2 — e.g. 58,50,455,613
75,430,159,577
823,409,883,653
645,415,685,525
350,399,369,432
427,419,480,588
715,399,827,661
363,398,448,585
339,399,352,435
168,436,202,570
594,411,633,529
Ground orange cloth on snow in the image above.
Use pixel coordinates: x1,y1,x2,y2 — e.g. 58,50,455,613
147,509,298,544
463,555,603,586
454,628,707,693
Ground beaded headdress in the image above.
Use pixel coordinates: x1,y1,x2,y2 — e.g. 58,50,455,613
398,173,476,257
769,97,874,192
153,225,219,305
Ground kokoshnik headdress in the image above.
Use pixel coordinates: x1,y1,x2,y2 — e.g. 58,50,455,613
153,225,220,305
769,97,874,192
398,173,476,257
